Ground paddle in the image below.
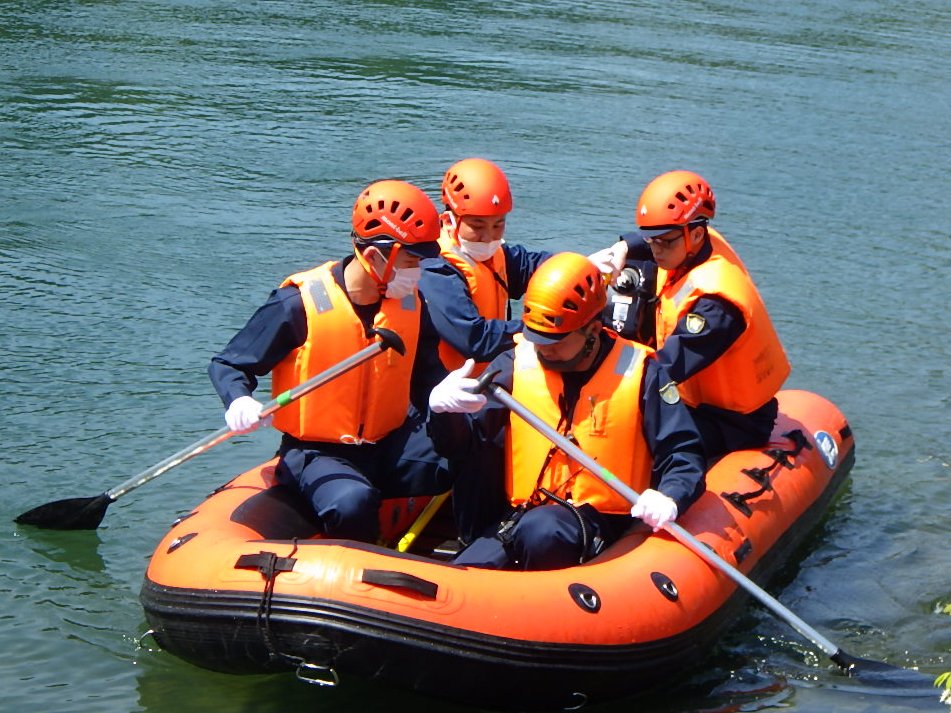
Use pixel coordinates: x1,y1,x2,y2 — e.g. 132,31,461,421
478,376,933,690
15,328,405,531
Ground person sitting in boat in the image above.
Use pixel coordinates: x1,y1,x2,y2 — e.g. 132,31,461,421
208,179,450,543
418,157,551,376
593,170,791,459
427,252,707,570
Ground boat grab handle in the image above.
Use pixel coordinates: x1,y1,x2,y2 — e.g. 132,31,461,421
362,568,438,599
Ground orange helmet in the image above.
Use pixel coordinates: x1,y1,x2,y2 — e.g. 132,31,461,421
441,158,513,217
636,170,716,228
522,253,607,342
351,179,440,256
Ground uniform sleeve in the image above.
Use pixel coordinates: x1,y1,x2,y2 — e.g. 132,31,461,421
207,286,307,408
418,256,523,363
640,357,707,514
503,243,552,299
654,295,745,384
410,300,451,411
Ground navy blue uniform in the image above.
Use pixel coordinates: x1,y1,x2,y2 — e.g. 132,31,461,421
428,332,706,569
209,256,450,542
418,243,551,364
619,235,779,458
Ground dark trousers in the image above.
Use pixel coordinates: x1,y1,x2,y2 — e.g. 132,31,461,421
452,502,628,571
692,397,779,460
275,407,450,543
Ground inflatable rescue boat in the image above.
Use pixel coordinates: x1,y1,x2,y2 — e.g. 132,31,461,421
140,389,854,710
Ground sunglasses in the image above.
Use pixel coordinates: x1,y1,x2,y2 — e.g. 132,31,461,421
641,228,684,247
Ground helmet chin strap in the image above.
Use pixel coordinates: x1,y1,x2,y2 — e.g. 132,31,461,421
354,241,400,295
537,327,600,373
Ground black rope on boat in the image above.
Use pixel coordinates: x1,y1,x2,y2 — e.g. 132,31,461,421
234,540,299,666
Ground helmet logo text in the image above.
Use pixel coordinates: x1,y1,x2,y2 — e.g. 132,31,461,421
380,215,409,239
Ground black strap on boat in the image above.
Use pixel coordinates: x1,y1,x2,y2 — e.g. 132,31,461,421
722,430,812,517
234,542,300,665
761,428,812,469
361,569,438,599
235,551,299,576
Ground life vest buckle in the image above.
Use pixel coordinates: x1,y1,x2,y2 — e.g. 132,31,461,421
339,434,376,445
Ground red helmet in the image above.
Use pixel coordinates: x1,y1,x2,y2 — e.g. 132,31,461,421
441,158,513,217
522,253,607,337
636,170,716,228
351,180,440,253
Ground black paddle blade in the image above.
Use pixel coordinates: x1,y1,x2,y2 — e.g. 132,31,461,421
833,650,937,691
14,492,113,530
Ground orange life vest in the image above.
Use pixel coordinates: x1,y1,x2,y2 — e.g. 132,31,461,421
655,229,790,413
270,262,420,444
435,220,509,373
505,336,654,514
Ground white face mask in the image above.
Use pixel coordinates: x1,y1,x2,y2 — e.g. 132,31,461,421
459,238,501,263
385,267,421,299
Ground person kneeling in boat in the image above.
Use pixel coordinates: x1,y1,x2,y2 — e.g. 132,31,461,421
208,180,450,543
419,157,552,377
418,157,552,542
427,252,707,570
593,170,791,459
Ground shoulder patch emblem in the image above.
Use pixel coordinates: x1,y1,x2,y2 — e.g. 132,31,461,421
659,381,681,404
685,313,706,334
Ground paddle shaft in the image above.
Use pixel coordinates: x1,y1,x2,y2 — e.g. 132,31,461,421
106,337,396,501
396,491,451,553
485,382,844,662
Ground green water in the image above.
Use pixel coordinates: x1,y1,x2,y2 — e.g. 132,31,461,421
2,1,948,711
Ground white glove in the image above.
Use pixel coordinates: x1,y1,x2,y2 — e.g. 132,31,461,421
587,242,628,280
429,359,488,414
631,489,678,532
225,395,271,433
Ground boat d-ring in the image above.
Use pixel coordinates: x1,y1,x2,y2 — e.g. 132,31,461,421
296,661,340,687
137,629,159,650
564,691,588,710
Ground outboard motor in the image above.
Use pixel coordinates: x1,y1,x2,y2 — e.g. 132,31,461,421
602,261,657,345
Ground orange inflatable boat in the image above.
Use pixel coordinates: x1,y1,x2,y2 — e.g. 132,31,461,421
140,389,854,710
